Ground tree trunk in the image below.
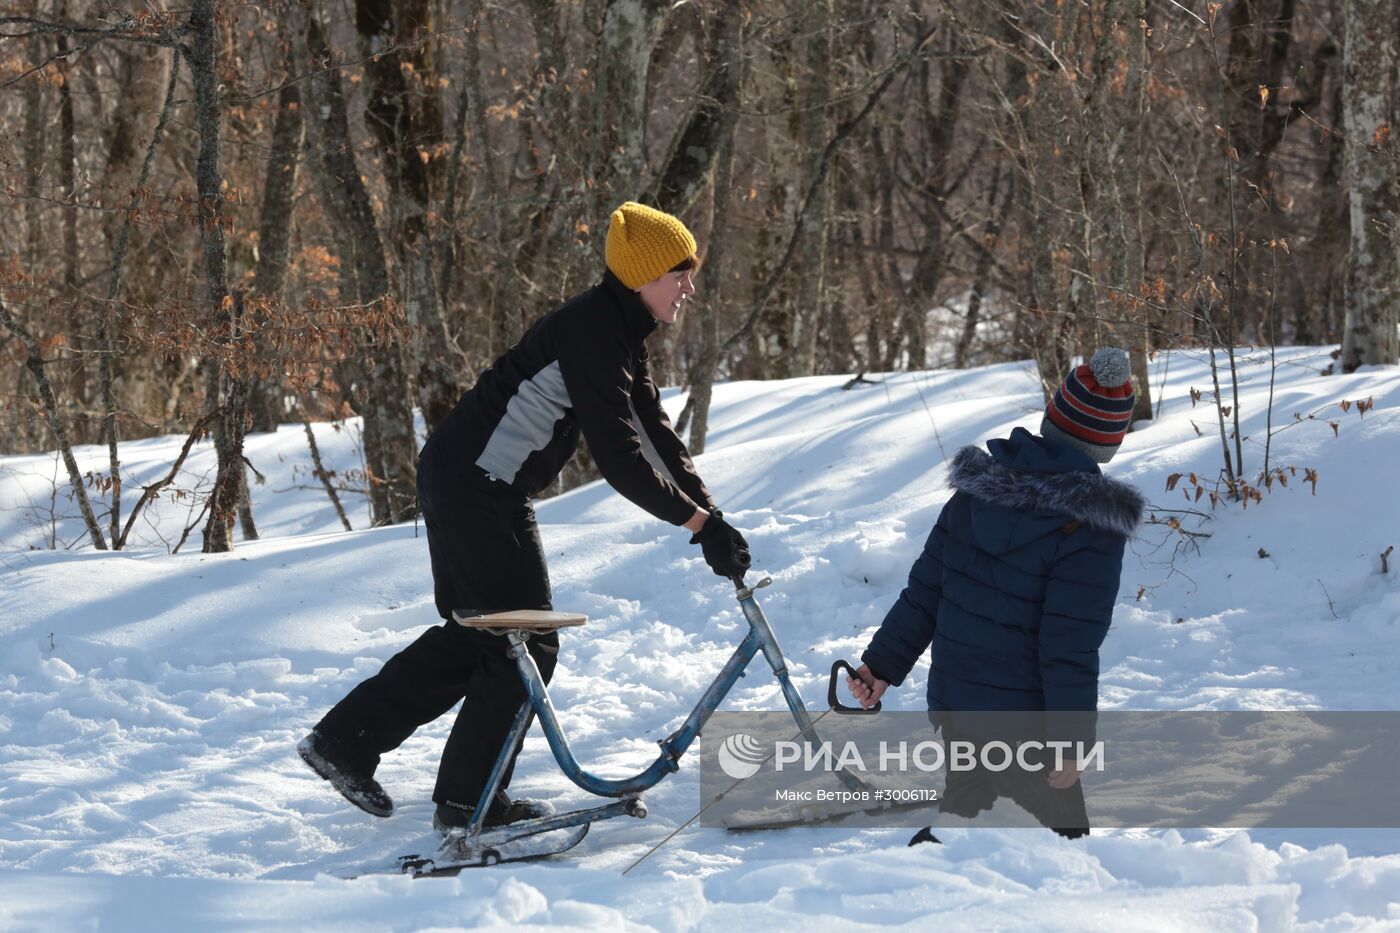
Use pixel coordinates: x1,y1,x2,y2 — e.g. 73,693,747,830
956,167,1016,369
870,121,898,372
187,0,245,553
238,80,307,544
101,51,180,548
902,29,969,371
788,0,833,377
56,0,78,296
16,2,47,455
97,43,174,540
646,0,744,218
295,4,418,524
1339,0,1400,371
23,5,44,274
1222,0,1302,340
247,84,305,434
1302,66,1348,345
356,0,459,431
688,129,738,455
1090,0,1153,421
0,299,107,550
592,0,668,205
441,0,500,351
987,10,1064,397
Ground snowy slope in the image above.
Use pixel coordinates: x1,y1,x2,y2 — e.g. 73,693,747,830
2,347,1400,931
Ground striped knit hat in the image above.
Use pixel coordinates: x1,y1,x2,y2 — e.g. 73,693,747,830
1040,348,1135,463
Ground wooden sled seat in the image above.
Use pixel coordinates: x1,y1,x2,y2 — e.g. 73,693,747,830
452,609,588,631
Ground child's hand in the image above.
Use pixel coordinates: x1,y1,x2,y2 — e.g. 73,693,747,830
1047,763,1084,789
847,664,889,710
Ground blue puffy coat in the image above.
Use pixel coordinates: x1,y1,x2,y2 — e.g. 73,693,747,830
862,428,1145,730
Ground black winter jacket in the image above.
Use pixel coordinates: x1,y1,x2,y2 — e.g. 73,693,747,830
430,271,715,525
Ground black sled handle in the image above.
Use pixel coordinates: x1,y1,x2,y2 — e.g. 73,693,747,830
829,659,881,714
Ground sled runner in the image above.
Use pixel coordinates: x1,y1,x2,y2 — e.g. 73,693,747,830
392,574,870,871
711,659,943,832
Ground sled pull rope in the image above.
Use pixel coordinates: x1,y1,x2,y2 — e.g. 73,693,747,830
620,708,834,877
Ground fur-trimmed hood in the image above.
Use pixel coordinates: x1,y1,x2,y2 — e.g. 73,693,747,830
948,431,1146,539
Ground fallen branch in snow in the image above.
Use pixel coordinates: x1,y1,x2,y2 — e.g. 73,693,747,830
1144,516,1213,540
173,499,212,555
116,410,220,550
1318,579,1339,620
1382,546,1394,574
841,373,882,390
302,416,353,533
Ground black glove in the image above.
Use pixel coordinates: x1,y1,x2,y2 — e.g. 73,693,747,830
690,510,751,578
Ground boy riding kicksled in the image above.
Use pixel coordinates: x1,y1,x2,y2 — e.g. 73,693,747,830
299,203,751,835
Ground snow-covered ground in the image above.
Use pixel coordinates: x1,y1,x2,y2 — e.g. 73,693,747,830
2,347,1399,931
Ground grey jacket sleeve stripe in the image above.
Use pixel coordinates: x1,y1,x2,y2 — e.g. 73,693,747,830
627,356,716,512
475,361,571,482
628,395,682,488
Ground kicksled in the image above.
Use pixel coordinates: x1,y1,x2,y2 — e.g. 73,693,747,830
388,574,893,877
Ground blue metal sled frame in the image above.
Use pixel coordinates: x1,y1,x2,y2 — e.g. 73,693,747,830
445,574,862,860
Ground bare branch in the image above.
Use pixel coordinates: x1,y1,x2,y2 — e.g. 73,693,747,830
116,410,220,550
0,296,108,550
722,20,941,356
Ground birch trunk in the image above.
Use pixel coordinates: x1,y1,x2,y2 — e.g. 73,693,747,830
1339,0,1400,371
592,0,667,204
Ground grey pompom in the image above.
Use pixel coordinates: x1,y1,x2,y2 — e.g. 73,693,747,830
1089,347,1131,388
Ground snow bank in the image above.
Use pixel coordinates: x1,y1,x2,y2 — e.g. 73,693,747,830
2,347,1398,930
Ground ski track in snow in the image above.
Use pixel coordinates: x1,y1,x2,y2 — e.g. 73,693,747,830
2,348,1400,930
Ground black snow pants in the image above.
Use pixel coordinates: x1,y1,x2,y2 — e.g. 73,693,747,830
936,725,1090,839
314,436,559,808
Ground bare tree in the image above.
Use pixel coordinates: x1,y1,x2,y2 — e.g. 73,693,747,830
1086,0,1153,421
293,2,418,525
247,84,306,434
356,0,460,430
238,81,307,542
1339,0,1400,371
645,0,745,218
592,0,670,205
788,0,834,377
185,0,246,553
0,297,107,549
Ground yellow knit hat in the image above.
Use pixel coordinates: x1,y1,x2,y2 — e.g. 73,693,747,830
605,202,698,290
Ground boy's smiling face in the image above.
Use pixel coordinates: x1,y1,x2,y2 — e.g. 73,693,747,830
638,269,696,324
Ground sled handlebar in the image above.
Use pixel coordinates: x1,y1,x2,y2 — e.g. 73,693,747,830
829,659,881,714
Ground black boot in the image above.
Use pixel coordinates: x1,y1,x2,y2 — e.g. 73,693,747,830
434,791,549,833
298,730,394,818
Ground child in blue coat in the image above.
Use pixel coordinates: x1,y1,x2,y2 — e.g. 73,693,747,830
849,348,1145,838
